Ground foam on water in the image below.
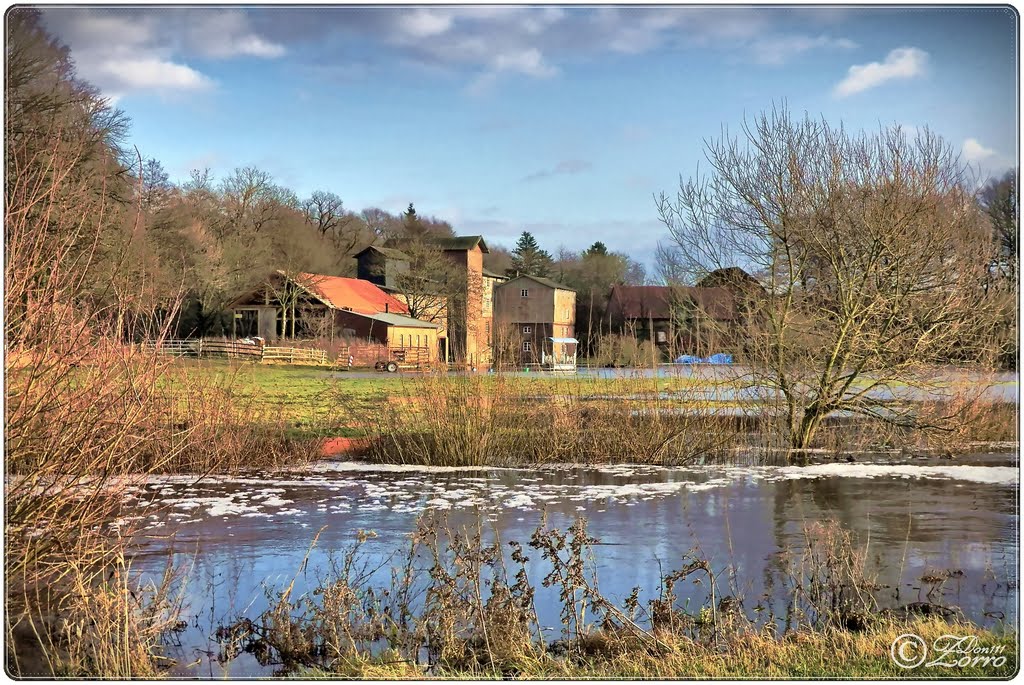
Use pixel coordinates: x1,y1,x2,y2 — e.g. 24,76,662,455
126,456,1018,533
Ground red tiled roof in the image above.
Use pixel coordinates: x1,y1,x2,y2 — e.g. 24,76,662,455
293,272,409,315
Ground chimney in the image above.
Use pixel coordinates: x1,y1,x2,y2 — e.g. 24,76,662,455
385,302,389,313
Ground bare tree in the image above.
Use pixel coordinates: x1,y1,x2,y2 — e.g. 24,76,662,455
220,166,296,234
657,109,1002,452
386,238,458,324
302,190,345,236
360,207,401,240
979,169,1018,283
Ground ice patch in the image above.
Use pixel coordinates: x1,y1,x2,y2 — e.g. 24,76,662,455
317,461,517,474
504,495,534,509
771,464,1019,485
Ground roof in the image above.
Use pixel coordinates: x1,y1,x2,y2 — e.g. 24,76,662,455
436,235,489,253
290,272,409,315
482,268,506,280
381,235,489,254
498,273,576,292
365,312,439,329
607,285,737,321
696,267,764,293
353,245,411,261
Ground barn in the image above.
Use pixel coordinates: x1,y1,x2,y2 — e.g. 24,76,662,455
228,271,440,361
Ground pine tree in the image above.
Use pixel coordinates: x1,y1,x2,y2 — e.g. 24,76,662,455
508,231,553,277
402,202,424,236
583,241,608,257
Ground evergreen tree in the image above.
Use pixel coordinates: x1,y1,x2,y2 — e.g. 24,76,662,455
402,202,424,236
508,231,553,277
583,241,608,257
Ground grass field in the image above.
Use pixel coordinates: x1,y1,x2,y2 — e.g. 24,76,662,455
168,360,731,438
163,359,1016,462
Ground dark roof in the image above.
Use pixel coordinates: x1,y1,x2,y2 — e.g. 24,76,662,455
696,267,764,293
482,268,506,280
499,273,575,292
380,235,489,254
436,235,489,253
607,285,737,321
353,245,411,261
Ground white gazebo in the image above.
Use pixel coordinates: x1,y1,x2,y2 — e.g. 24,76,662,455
542,337,578,371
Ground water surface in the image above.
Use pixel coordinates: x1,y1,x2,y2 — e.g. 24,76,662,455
126,452,1019,677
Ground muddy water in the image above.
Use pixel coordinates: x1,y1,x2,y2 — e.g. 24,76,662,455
126,452,1019,677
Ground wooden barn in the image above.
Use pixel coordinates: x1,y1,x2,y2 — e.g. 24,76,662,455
227,271,441,361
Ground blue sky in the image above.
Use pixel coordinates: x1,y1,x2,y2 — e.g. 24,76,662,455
40,4,1019,265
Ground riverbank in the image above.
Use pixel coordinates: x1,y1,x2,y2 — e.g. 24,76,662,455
297,617,1017,679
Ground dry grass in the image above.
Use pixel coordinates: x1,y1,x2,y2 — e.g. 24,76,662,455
341,372,745,467
219,516,1017,679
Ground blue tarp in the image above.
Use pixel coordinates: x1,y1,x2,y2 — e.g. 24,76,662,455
674,353,733,365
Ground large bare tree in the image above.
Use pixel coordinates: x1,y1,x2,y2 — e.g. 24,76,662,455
657,109,1002,451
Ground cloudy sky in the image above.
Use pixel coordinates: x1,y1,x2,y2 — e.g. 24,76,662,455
39,5,1018,263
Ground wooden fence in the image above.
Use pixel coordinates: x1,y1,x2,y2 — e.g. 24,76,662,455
143,339,327,365
261,346,328,365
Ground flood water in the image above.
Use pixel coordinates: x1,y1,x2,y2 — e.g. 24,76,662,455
125,452,1019,677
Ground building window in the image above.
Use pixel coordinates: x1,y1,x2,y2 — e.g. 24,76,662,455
523,341,532,352
656,330,667,343
399,334,404,347
521,289,529,297
523,325,531,334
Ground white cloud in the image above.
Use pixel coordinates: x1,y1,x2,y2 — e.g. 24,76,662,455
493,48,557,78
962,138,997,164
751,34,857,66
98,57,213,91
188,11,287,58
41,8,284,98
396,9,453,39
833,47,928,98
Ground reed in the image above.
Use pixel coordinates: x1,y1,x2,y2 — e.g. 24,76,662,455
216,516,1017,679
340,372,745,466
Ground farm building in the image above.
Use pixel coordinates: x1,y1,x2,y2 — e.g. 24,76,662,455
227,271,441,361
606,267,763,359
493,274,577,369
355,235,503,367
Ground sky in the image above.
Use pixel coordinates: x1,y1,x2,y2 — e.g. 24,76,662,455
38,4,1019,267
